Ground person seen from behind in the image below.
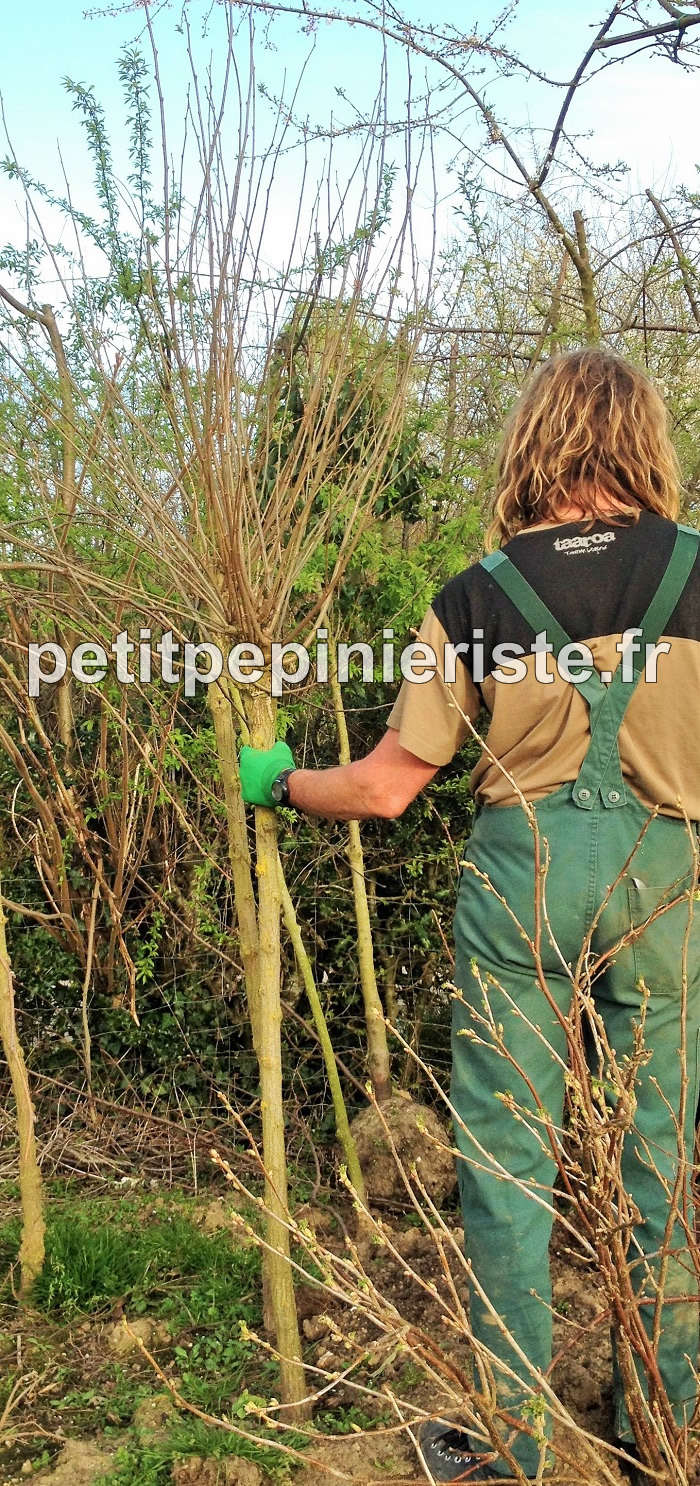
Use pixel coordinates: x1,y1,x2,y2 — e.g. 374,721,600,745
240,348,700,1483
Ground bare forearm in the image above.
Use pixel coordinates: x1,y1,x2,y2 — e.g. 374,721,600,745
286,730,439,820
288,761,393,820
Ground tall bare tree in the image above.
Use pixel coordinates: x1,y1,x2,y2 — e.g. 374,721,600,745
0,7,431,1407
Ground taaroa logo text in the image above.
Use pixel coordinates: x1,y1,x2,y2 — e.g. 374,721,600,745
554,531,616,553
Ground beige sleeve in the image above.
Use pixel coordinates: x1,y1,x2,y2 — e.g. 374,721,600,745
385,606,482,766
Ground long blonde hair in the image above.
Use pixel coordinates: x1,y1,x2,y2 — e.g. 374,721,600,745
487,348,681,550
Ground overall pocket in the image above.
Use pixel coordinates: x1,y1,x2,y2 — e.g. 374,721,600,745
627,876,696,987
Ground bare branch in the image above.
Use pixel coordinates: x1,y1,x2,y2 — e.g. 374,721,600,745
594,13,700,48
646,188,700,326
536,6,623,188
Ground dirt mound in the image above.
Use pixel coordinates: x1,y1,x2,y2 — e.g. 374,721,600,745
33,1439,114,1484
132,1392,177,1443
348,1091,456,1203
294,1431,418,1485
171,1459,263,1485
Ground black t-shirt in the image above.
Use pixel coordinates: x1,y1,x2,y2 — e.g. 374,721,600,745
388,512,700,816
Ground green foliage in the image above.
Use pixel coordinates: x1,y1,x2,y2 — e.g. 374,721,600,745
0,1203,260,1319
0,1190,310,1486
118,47,153,217
63,78,120,238
95,1418,294,1486
314,1403,390,1433
0,239,44,290
324,162,398,269
134,909,166,988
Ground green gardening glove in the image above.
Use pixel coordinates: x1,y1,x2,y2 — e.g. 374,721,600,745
239,740,295,807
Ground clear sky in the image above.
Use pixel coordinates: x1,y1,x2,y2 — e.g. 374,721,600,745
0,1,699,277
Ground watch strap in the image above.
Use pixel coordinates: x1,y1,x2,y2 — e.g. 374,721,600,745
272,767,295,805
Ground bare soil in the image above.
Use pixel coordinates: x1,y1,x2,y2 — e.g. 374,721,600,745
290,1215,636,1483
347,1092,456,1205
1,1185,696,1486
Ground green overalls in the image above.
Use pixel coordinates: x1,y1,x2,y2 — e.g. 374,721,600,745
451,525,700,1476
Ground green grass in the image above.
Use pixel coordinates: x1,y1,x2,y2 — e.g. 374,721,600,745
0,1201,261,1320
0,1187,391,1485
314,1404,389,1434
95,1417,297,1486
0,1193,280,1479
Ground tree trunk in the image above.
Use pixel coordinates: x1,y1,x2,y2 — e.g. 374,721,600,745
573,210,600,346
206,676,262,1049
0,885,45,1295
277,856,367,1205
646,189,700,327
81,879,100,1126
54,630,75,771
246,685,308,1415
379,948,400,1025
442,337,458,479
330,656,392,1102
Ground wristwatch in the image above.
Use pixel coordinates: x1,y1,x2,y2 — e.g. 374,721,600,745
270,767,295,806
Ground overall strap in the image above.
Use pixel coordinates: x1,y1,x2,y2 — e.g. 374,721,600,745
480,525,699,810
480,549,606,716
573,523,699,807
622,523,699,681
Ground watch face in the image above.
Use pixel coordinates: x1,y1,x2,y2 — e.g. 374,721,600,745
271,775,286,803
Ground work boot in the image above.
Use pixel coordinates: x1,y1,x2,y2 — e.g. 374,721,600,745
417,1420,502,1481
